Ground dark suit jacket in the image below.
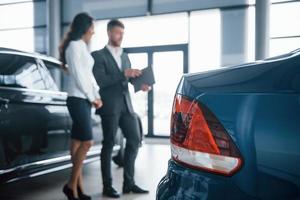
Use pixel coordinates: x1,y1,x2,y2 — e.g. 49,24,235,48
92,47,134,115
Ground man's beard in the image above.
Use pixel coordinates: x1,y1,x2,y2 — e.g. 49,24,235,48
110,39,121,47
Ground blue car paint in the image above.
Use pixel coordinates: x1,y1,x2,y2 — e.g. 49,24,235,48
157,160,256,200
157,50,300,200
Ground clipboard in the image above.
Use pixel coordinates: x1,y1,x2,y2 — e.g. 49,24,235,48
131,66,155,92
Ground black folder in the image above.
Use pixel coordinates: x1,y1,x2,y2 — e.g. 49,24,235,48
131,66,155,92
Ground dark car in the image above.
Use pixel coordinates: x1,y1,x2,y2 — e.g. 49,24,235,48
156,49,300,200
0,47,121,184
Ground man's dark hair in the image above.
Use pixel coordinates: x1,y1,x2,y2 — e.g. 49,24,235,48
107,19,125,31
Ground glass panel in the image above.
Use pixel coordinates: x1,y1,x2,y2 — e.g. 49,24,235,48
189,9,221,73
15,63,45,90
90,20,109,52
0,29,33,52
0,54,47,90
0,27,45,53
247,6,255,62
0,2,34,29
44,61,62,90
0,1,45,29
153,51,183,136
0,54,34,75
270,2,300,38
128,53,148,69
62,0,148,23
34,28,47,53
123,13,188,48
92,13,189,51
270,37,300,57
128,53,148,135
38,63,59,91
152,0,252,14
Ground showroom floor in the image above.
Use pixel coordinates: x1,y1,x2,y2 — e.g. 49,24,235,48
0,139,171,200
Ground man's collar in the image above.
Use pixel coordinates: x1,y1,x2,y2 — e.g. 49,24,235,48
106,44,123,55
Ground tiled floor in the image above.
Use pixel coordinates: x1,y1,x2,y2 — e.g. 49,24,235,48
0,140,171,200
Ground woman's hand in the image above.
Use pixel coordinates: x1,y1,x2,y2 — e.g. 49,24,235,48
92,99,103,109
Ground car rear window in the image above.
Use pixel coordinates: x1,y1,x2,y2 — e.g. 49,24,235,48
0,53,58,91
0,53,35,75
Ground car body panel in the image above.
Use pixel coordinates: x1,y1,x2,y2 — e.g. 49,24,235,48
157,160,256,200
0,48,119,184
157,50,300,199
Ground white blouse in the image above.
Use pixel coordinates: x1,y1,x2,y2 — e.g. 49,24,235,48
65,39,100,102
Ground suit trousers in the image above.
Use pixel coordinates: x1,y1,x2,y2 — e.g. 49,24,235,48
99,97,141,187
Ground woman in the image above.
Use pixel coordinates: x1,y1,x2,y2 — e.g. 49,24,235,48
59,13,102,200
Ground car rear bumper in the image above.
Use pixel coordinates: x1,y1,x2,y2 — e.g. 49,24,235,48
156,159,256,200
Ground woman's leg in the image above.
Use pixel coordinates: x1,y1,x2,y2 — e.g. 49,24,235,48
68,139,81,197
68,139,93,198
70,140,85,192
78,165,84,193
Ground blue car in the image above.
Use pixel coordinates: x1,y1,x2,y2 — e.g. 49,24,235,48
156,49,300,200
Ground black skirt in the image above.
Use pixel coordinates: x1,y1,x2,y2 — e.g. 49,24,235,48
66,96,93,141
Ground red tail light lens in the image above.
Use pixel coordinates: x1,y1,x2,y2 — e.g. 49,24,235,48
170,95,243,176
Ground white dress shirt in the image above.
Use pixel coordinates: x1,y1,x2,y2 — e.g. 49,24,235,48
65,39,100,102
106,44,123,70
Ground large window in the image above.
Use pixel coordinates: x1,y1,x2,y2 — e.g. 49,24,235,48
189,9,221,73
0,28,46,53
0,1,46,53
247,6,255,62
125,45,187,137
92,11,222,73
0,1,35,29
152,51,183,135
2,0,299,62
90,13,189,51
127,53,149,134
270,1,300,57
230,1,300,59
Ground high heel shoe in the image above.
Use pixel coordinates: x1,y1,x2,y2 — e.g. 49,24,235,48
78,186,91,200
63,184,80,200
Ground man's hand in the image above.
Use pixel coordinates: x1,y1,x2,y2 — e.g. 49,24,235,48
124,69,142,78
141,84,151,92
92,99,103,109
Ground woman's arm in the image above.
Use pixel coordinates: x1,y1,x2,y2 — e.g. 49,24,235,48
66,43,99,102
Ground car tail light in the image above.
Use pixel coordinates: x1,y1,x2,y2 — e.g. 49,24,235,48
170,94,243,176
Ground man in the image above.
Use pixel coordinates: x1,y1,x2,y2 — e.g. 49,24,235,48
92,19,150,198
